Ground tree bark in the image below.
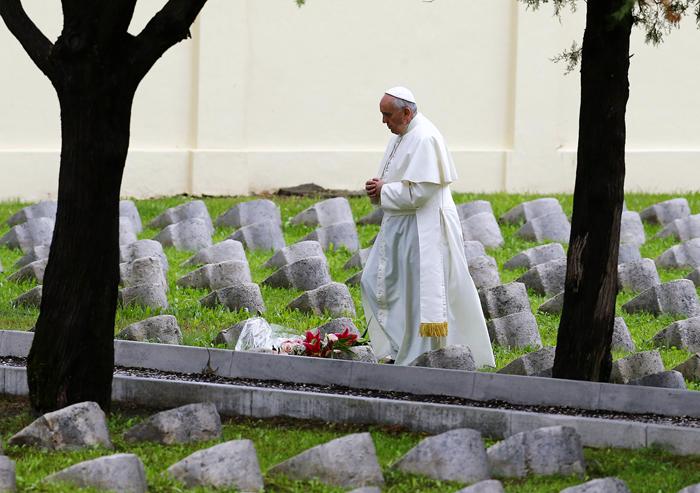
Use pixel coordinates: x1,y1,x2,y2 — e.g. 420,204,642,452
0,0,208,413
27,66,136,413
552,0,633,382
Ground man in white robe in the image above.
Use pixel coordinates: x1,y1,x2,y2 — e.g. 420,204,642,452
360,87,495,368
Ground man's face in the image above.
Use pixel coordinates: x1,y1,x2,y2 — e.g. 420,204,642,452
380,95,411,135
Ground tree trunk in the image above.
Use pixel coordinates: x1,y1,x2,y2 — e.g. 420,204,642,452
27,64,136,413
552,0,633,382
1,0,208,414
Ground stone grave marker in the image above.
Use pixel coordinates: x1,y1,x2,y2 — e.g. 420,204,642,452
617,258,660,292
612,317,636,352
560,478,630,493
0,217,54,251
45,454,147,493
229,220,285,251
455,480,505,493
516,212,571,244
504,243,565,270
268,433,384,489
487,426,585,478
652,317,700,353
357,208,384,225
461,212,505,248
8,258,47,283
656,214,700,242
177,260,252,291
216,199,281,228
409,345,476,371
287,282,356,317
315,317,361,337
457,200,494,221
487,311,542,349
14,244,51,269
119,200,142,233
200,282,266,314
609,350,665,384
301,222,360,252
622,279,700,317
479,282,531,320
464,240,487,261
183,239,247,267
9,401,112,450
154,218,213,252
618,243,642,265
469,255,501,290
498,346,556,377
6,200,56,226
166,439,264,491
116,315,182,345
620,211,645,245
120,256,168,290
124,403,221,444
501,198,563,225
119,217,138,246
345,270,363,286
516,257,567,296
290,197,354,227
629,370,686,389
343,247,372,270
393,428,489,483
12,286,42,308
538,292,564,314
264,240,325,269
120,239,169,272
640,198,690,225
656,238,700,269
263,256,331,291
149,200,213,232
119,284,168,310
0,456,16,493
673,354,700,382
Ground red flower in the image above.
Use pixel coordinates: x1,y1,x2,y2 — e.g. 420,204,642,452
337,327,358,345
303,330,322,355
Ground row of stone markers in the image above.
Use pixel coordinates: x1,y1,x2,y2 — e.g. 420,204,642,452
5,400,698,492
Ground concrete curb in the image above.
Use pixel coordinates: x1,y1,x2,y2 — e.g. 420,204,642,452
2,330,700,419
1,365,699,456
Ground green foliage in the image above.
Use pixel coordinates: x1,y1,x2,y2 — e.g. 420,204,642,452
522,0,700,72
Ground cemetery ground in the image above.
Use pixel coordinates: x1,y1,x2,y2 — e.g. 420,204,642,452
1,395,700,492
1,192,700,491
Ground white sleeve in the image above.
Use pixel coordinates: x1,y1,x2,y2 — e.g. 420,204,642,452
379,181,440,211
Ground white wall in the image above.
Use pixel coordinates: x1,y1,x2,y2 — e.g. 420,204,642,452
1,0,699,200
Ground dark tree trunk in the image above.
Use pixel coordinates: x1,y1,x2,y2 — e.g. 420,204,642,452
552,0,633,382
27,67,136,412
1,0,208,413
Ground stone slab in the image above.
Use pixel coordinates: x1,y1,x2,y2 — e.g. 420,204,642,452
215,199,281,228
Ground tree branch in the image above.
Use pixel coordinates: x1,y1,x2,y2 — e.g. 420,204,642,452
131,0,207,81
0,0,54,79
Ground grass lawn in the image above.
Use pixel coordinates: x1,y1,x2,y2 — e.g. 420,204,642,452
0,192,699,388
1,193,700,491
0,396,699,492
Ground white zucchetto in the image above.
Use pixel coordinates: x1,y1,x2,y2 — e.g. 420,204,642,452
385,86,416,104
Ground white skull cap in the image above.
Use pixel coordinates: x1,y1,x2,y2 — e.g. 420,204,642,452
385,86,416,104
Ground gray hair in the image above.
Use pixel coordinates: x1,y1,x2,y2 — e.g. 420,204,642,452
390,96,418,116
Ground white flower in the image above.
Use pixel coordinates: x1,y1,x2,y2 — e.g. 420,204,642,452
327,333,339,342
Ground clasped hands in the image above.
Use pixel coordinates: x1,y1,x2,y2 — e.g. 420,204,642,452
365,178,384,204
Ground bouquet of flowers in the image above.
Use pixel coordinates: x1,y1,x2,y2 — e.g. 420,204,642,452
276,327,361,358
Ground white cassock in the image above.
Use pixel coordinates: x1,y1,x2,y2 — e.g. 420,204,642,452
360,112,496,368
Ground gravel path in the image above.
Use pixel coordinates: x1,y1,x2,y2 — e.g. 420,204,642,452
3,356,698,428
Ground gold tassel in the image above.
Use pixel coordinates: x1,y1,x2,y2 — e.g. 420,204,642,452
419,322,448,337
